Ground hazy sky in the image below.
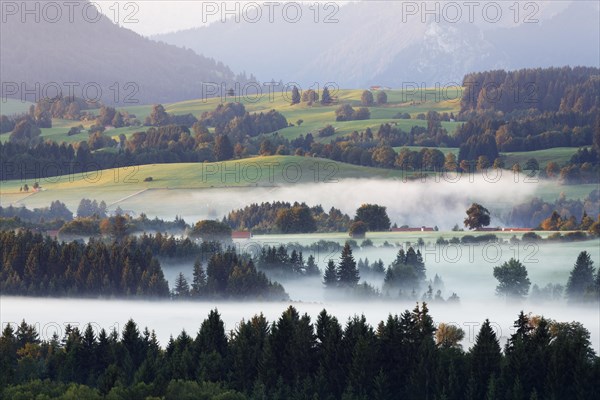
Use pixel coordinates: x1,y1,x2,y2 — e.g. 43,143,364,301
97,1,574,37
94,0,349,36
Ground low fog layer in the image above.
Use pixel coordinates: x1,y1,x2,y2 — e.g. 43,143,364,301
122,174,542,229
1,297,598,353
5,240,594,351
160,240,600,303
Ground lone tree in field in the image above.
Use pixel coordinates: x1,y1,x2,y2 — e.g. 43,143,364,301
493,258,531,299
354,204,391,231
464,203,491,230
291,86,300,105
361,90,374,106
376,90,388,105
565,251,596,303
337,242,360,287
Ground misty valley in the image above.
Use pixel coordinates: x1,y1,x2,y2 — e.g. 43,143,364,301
1,1,600,399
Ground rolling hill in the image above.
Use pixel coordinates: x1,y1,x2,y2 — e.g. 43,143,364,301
0,0,248,105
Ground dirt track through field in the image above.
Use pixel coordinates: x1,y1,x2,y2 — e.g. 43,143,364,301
107,189,148,207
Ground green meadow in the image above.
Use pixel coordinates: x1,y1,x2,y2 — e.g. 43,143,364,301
501,147,581,169
1,89,592,210
1,156,595,214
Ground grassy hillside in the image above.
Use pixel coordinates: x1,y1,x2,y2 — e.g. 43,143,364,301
1,155,595,215
393,146,459,156
501,147,581,169
130,87,463,143
1,88,462,145
0,156,407,210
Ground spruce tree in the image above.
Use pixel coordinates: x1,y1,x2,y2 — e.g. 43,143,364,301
321,86,332,105
191,259,206,297
469,319,502,400
323,260,338,288
305,255,320,276
565,251,595,302
337,242,360,287
173,272,190,298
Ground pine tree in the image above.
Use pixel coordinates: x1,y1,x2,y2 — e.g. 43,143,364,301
291,86,300,105
469,319,502,400
337,242,359,287
191,259,206,297
195,309,228,382
565,251,595,302
305,254,320,276
323,260,338,288
373,259,385,274
173,272,190,298
0,324,17,387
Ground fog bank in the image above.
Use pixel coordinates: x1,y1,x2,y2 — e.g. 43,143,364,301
2,297,598,353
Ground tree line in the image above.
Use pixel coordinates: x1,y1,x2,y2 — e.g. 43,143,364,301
2,67,598,184
256,245,321,278
0,231,286,300
506,189,600,229
225,201,351,234
455,66,599,171
460,66,599,115
1,305,598,399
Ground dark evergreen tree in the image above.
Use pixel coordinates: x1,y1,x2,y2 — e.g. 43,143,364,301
337,243,359,287
172,272,190,298
565,251,596,302
469,319,502,400
190,259,206,297
321,86,332,105
323,260,338,288
305,254,320,276
194,309,228,382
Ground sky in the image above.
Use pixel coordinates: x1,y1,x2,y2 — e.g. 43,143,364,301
95,1,576,37
94,0,350,36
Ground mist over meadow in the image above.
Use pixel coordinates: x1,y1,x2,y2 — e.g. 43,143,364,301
131,173,543,229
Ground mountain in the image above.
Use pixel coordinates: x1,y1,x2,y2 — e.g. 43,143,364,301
154,1,599,88
0,0,248,105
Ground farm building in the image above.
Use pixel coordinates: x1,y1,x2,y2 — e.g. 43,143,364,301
391,227,434,232
232,231,252,239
